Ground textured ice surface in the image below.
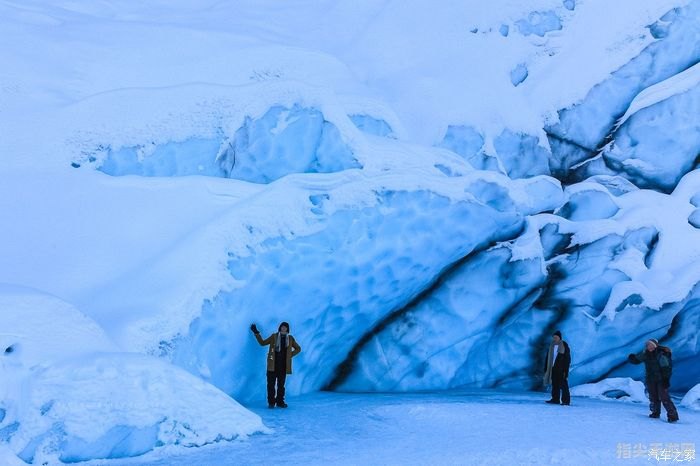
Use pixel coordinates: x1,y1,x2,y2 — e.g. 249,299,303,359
546,1,700,178
95,105,360,184
494,129,551,179
218,105,360,183
339,173,700,393
437,125,500,172
581,66,700,192
173,185,539,401
2,3,700,463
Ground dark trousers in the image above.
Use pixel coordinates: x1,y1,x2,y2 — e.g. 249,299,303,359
551,370,570,404
267,370,286,405
647,382,679,420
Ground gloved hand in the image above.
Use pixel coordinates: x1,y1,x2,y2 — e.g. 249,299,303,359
627,353,638,363
250,323,259,334
662,378,670,389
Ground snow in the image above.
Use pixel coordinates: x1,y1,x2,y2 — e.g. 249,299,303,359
570,377,648,403
82,390,700,466
0,286,267,463
681,384,700,410
2,0,700,463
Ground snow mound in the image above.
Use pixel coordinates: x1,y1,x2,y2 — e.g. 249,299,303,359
0,286,267,464
10,353,267,464
680,384,700,410
570,377,647,402
0,284,117,366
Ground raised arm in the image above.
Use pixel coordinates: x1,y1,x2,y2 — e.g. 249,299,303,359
250,324,274,346
627,350,646,364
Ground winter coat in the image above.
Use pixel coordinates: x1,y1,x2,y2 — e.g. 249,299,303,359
628,347,672,384
255,332,301,374
543,340,571,385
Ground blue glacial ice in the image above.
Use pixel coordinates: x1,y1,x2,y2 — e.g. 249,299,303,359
546,1,700,179
437,125,501,172
93,105,360,184
493,129,550,179
349,114,395,138
218,105,360,183
171,184,556,401
335,179,700,394
579,79,700,193
515,11,562,37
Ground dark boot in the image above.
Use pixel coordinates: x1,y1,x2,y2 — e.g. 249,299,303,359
545,399,559,404
649,412,660,418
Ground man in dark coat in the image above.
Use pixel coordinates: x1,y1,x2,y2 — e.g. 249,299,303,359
628,338,679,423
543,330,571,405
250,321,301,408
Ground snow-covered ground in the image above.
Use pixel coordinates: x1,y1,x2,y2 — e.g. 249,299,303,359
84,390,699,466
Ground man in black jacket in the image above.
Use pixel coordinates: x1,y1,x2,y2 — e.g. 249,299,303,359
543,330,571,405
628,338,679,423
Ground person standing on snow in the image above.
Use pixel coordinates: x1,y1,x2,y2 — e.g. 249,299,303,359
250,321,301,408
543,330,571,405
627,338,679,423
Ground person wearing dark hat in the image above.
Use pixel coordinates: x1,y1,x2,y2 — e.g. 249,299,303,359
543,330,571,405
628,338,679,423
250,321,301,408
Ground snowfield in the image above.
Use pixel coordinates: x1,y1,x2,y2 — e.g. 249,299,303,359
87,390,700,466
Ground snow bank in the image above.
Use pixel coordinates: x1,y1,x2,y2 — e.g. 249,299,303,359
0,286,267,464
681,384,700,410
570,377,647,402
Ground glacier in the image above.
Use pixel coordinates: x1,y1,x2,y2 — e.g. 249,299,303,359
1,0,700,464
92,105,360,183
